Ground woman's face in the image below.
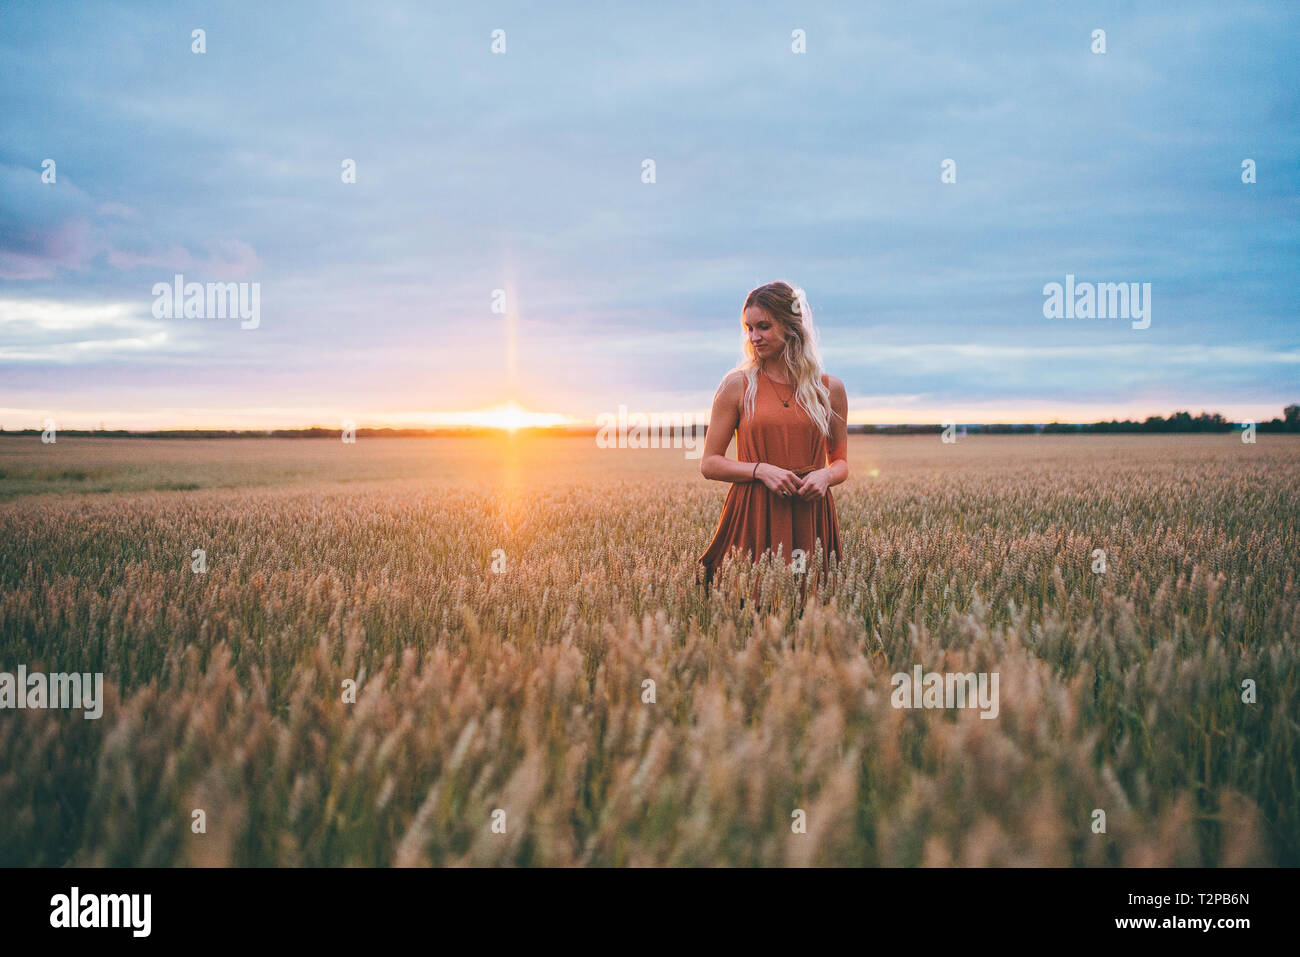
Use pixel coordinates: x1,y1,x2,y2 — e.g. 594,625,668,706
744,305,786,360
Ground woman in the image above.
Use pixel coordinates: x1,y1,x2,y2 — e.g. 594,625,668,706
698,280,848,595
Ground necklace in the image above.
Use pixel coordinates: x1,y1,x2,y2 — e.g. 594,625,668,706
762,369,794,407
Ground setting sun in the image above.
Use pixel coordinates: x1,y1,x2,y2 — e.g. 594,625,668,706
433,401,577,432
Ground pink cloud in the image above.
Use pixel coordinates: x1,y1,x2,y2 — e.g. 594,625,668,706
105,244,195,271
200,238,261,278
0,220,94,279
103,238,260,277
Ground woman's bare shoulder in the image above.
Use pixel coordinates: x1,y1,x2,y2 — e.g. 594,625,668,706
716,370,747,396
821,372,846,396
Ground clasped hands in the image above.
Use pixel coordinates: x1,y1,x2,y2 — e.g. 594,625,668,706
755,463,830,500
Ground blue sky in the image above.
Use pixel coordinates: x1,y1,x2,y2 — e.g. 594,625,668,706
1,0,1297,428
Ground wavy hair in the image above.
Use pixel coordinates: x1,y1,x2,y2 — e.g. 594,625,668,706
728,280,836,437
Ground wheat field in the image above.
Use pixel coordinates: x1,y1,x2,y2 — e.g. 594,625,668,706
0,433,1296,866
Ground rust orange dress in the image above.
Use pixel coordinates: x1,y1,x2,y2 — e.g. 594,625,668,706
698,371,842,589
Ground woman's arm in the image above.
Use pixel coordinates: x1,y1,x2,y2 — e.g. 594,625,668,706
700,373,752,482
797,376,849,499
824,375,849,486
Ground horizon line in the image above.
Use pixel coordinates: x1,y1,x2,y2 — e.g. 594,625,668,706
3,415,1290,438
4,400,1296,434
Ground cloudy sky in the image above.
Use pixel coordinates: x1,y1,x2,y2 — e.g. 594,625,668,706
1,0,1296,429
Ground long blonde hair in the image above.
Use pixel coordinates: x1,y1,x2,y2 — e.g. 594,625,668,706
729,280,836,436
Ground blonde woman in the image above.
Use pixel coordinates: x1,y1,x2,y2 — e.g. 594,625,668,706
698,280,847,592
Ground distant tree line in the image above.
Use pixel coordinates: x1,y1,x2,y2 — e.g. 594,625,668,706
847,405,1299,435
2,406,1296,437
1042,405,1298,434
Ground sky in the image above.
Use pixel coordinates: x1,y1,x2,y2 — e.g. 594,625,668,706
1,0,1297,429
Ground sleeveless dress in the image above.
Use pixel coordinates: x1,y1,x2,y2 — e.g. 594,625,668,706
698,372,842,587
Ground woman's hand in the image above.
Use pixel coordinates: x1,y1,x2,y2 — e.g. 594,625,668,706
796,467,831,500
756,463,802,498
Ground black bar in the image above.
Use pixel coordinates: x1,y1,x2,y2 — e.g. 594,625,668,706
0,866,1287,943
